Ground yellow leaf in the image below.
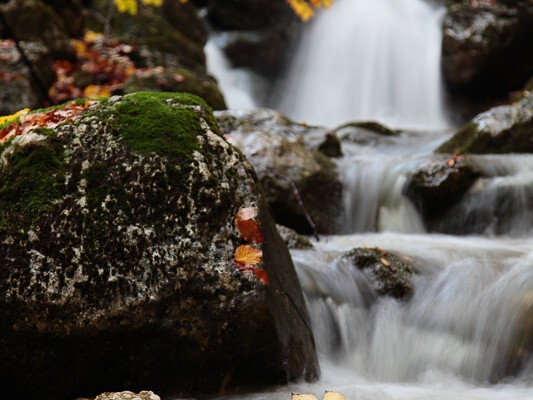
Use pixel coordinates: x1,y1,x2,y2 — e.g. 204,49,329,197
141,0,163,5
0,108,30,125
235,245,262,265
287,0,315,21
323,392,346,400
291,394,319,400
84,30,105,43
83,85,111,99
113,0,138,15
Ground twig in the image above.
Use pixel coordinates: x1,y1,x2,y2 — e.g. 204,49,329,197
0,9,53,105
263,168,320,241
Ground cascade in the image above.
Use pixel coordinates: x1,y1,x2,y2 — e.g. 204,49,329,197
275,0,450,130
203,1,533,399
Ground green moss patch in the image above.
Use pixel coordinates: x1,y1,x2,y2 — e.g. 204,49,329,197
110,92,217,162
0,139,66,231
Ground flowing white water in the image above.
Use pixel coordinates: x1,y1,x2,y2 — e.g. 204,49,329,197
205,37,258,109
275,0,450,129
201,1,533,399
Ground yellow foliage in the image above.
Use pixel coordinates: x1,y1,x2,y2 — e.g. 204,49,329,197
0,108,30,125
141,0,163,6
287,0,334,21
113,0,138,15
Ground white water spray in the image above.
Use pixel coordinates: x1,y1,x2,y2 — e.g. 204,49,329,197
276,0,450,129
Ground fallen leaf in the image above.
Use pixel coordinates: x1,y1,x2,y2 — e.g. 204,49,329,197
323,393,345,400
236,207,264,243
233,260,269,286
380,258,390,267
291,394,319,400
235,245,262,265
0,108,29,125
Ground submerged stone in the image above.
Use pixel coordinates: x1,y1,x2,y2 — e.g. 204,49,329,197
0,92,318,399
342,247,415,299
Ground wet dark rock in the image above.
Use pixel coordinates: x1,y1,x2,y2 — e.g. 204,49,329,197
0,40,55,115
317,133,343,158
206,0,301,78
216,109,343,235
332,121,399,146
0,0,75,60
405,156,482,220
437,94,533,154
342,247,415,299
0,93,318,399
123,67,226,110
43,0,86,37
88,0,207,70
442,1,533,97
276,225,313,250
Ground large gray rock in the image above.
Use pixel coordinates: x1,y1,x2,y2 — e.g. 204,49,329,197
0,92,318,399
405,156,481,220
217,109,343,235
442,1,533,96
0,0,75,59
437,94,533,154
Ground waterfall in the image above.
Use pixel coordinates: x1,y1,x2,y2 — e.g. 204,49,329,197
201,1,533,399
336,133,533,237
276,0,449,129
205,37,258,110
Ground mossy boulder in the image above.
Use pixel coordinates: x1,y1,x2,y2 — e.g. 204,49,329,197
123,67,226,110
437,94,533,154
342,247,415,299
216,109,343,235
442,1,533,97
405,156,481,220
88,0,206,70
0,92,318,399
0,0,74,59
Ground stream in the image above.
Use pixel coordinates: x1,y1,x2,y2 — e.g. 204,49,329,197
203,0,533,398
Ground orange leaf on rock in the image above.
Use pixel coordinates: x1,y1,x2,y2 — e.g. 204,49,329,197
236,207,264,244
235,245,262,265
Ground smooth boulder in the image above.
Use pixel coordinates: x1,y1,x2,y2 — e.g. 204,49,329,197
437,94,533,154
217,109,343,235
0,92,318,399
405,156,481,220
442,1,533,96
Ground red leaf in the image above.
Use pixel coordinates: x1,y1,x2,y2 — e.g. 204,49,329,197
236,207,264,244
233,261,269,286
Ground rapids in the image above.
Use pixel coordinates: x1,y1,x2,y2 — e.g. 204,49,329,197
202,0,533,399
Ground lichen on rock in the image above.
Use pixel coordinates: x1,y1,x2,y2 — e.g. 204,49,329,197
0,92,318,399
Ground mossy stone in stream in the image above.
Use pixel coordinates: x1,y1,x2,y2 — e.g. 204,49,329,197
342,247,415,299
